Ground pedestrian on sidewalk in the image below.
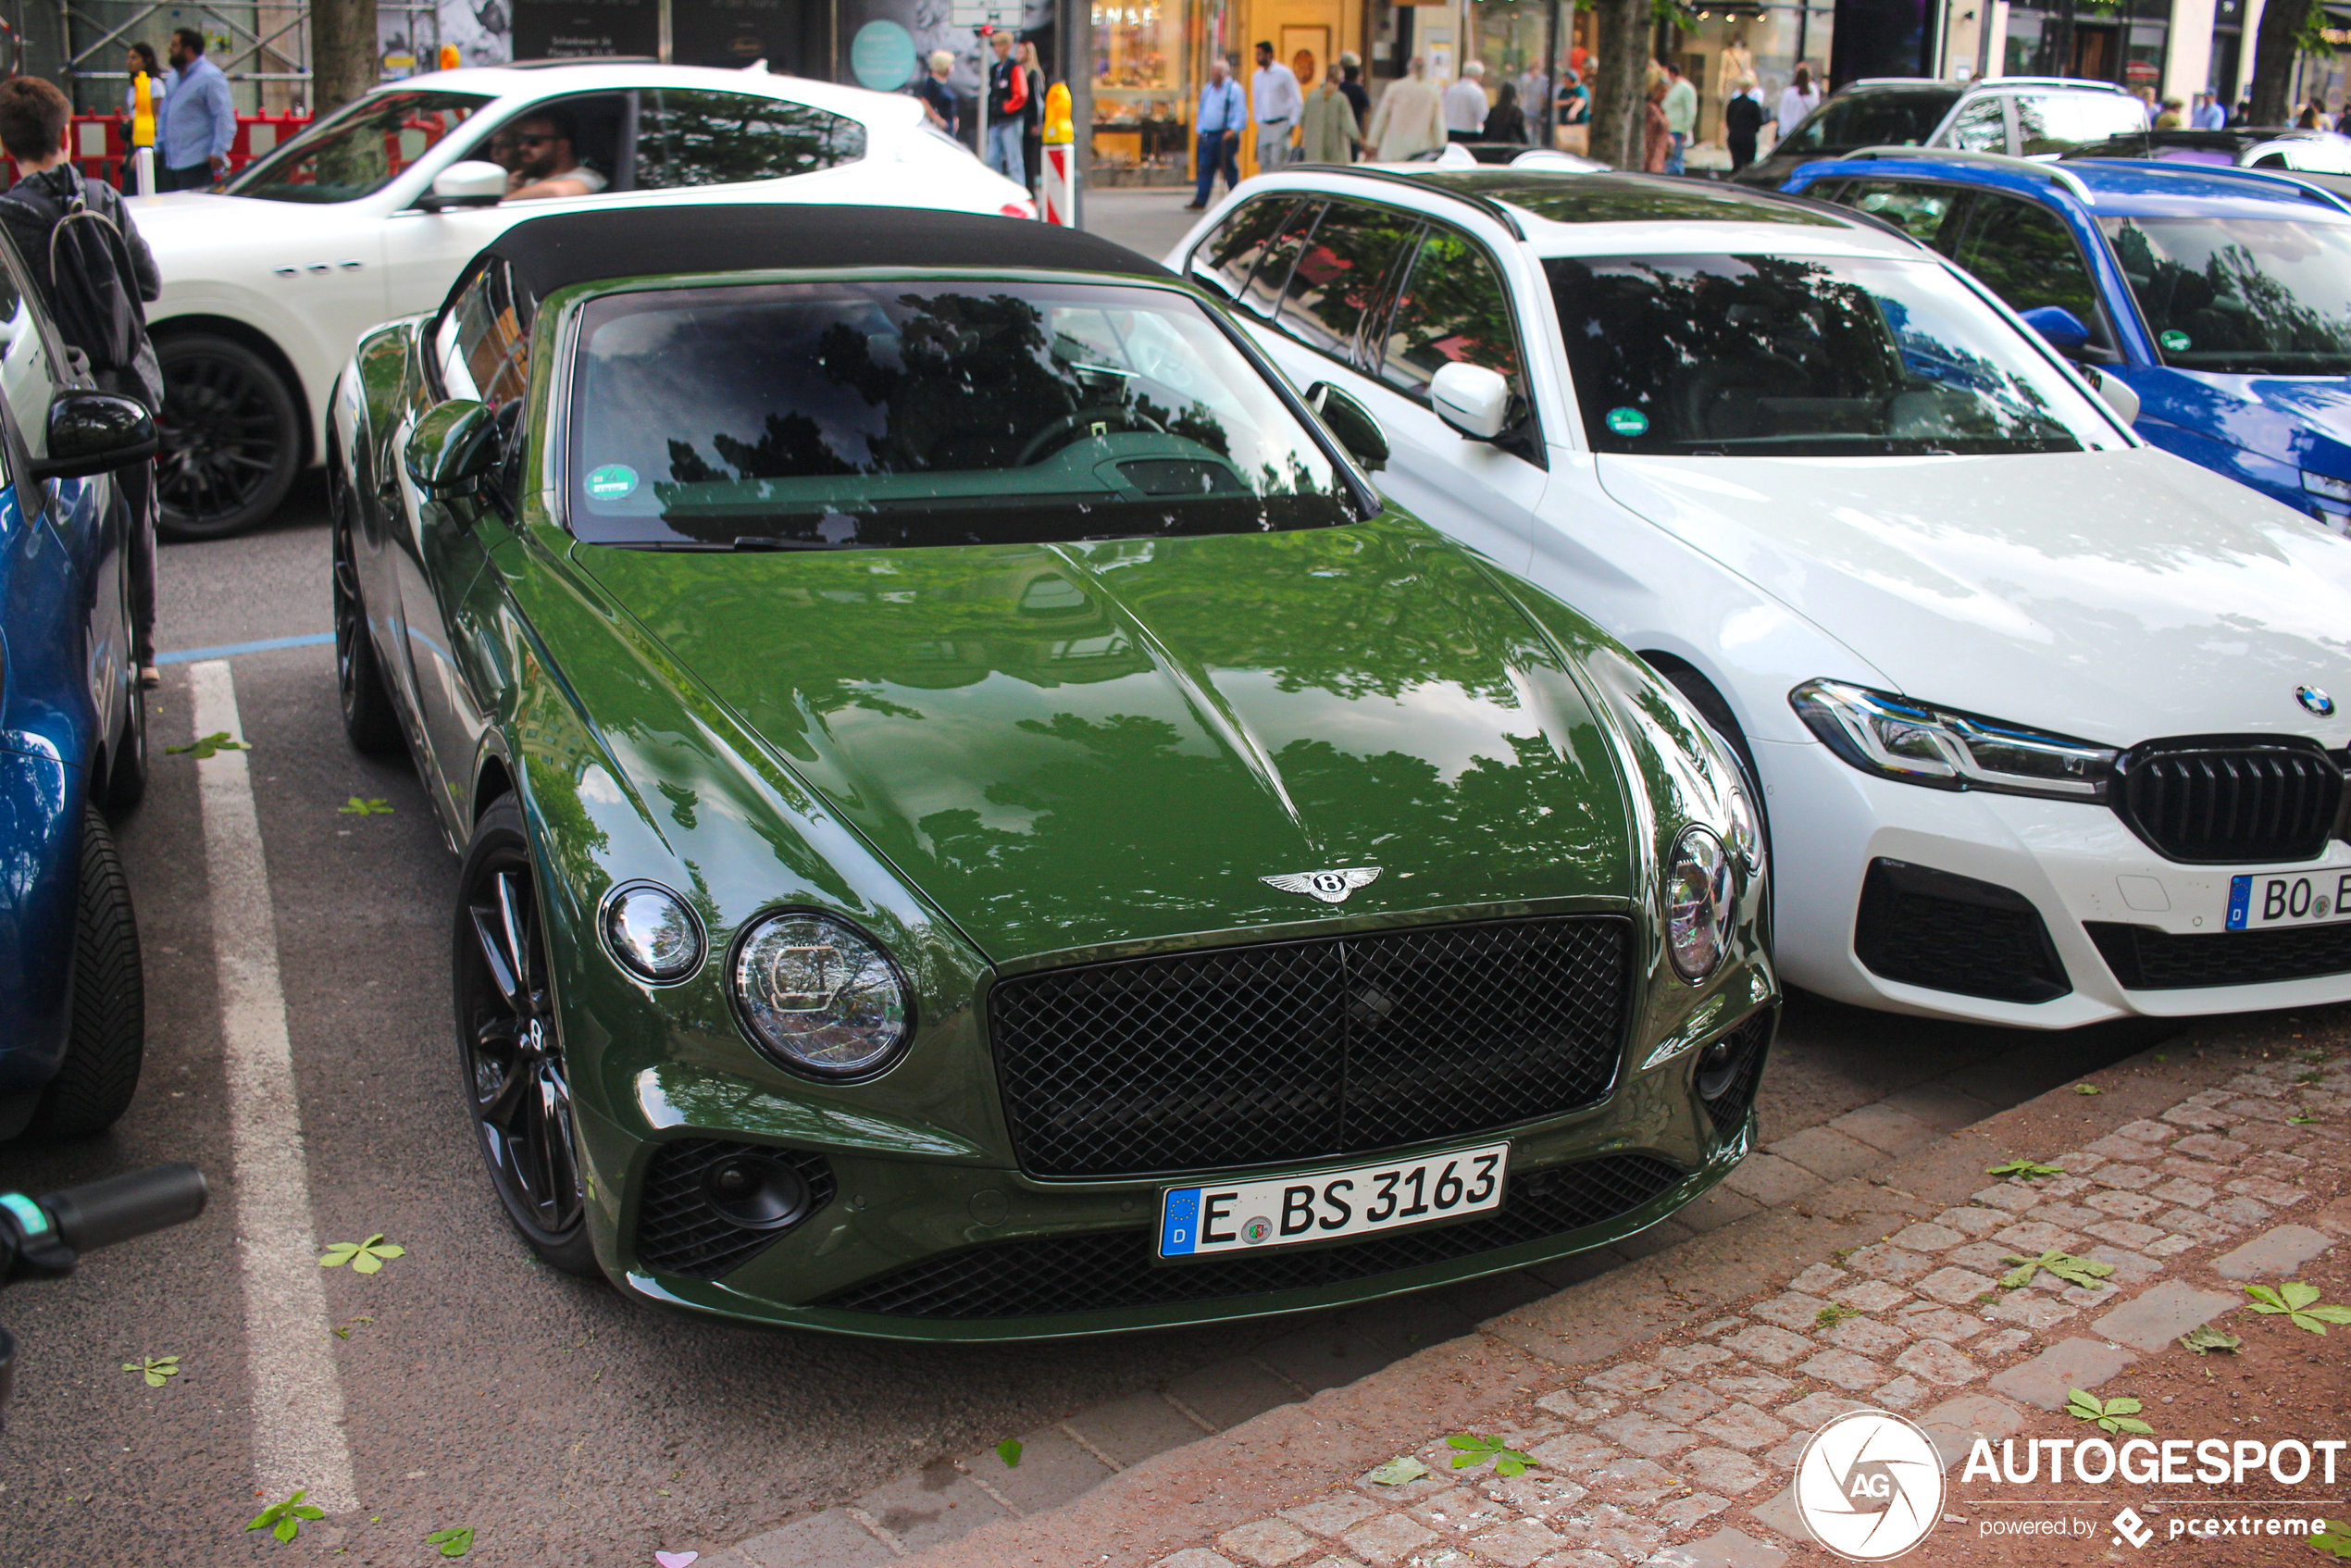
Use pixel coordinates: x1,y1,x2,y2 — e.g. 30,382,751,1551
1724,74,1764,172
0,75,164,687
915,50,959,140
1645,72,1673,173
982,29,1029,189
1484,80,1528,144
157,27,233,191
1662,60,1697,174
1186,56,1244,209
1367,56,1445,161
1336,52,1372,155
1443,59,1489,143
1300,69,1359,164
1251,41,1302,173
1017,40,1046,199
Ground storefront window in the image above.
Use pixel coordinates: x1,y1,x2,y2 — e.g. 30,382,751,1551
1673,4,1833,171
1094,0,1197,176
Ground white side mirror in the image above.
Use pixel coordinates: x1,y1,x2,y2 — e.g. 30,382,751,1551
1430,361,1512,441
423,160,508,210
2087,366,2140,425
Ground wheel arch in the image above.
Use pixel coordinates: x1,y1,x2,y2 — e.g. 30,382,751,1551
148,314,316,469
474,751,515,823
1636,649,1760,789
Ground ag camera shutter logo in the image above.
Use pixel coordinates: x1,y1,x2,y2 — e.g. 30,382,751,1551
1795,1409,1946,1561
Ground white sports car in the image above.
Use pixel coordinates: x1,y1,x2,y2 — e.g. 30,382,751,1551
133,61,1034,538
1173,165,2351,1028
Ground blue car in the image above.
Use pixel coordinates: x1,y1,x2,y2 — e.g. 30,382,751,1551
1783,150,2351,527
0,238,163,1141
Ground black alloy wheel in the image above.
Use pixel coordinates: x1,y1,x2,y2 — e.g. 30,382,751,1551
454,798,600,1276
330,464,404,754
155,334,300,541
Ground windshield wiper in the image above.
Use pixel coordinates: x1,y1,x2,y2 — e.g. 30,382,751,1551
730,535,860,551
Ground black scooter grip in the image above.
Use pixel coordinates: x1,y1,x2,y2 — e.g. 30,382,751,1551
41,1164,207,1254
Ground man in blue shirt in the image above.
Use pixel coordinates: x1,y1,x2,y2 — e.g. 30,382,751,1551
159,27,234,191
1188,56,1244,210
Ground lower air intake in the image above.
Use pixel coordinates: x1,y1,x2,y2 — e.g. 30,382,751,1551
2088,920,2351,990
636,1139,835,1281
1853,858,2071,1003
817,1153,1684,1320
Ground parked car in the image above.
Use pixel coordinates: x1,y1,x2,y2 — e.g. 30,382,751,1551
0,229,163,1140
1399,143,1610,172
327,202,1775,1337
2061,126,2351,173
1783,150,2351,525
1734,76,2146,191
1172,164,2351,1029
135,61,1036,542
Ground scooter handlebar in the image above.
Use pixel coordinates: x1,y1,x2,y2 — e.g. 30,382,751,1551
38,1163,208,1254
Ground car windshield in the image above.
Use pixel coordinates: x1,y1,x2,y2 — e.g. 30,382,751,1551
2100,216,2351,374
1776,89,1960,155
227,89,489,203
1546,252,2120,456
566,280,1359,549
2012,93,2149,155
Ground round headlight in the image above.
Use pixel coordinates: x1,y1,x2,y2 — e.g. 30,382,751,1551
602,881,703,983
730,913,912,1079
1723,785,1764,877
1665,827,1735,983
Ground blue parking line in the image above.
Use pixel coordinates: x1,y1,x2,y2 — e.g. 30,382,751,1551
156,632,335,666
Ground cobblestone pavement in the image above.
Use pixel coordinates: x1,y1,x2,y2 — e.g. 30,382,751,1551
1136,1049,2350,1568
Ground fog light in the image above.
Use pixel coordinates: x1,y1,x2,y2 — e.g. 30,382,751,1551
1696,1037,1742,1100
701,1152,813,1230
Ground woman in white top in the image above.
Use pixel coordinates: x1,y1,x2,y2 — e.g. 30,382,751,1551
1777,64,1819,139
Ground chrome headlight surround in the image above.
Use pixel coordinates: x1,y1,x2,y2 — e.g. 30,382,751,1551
728,910,914,1081
1790,678,2118,802
600,880,705,985
1664,826,1735,984
1723,782,1765,878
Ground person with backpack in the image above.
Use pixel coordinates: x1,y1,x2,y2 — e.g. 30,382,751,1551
0,76,164,688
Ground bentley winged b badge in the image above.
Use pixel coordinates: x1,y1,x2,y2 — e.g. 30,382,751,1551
1260,867,1383,904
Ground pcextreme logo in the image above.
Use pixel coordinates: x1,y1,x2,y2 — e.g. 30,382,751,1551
1794,1410,1946,1562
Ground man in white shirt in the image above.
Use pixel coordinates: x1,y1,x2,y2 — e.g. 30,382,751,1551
1252,41,1302,171
1443,59,1490,142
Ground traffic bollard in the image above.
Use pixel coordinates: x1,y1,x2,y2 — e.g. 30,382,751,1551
1040,81,1076,227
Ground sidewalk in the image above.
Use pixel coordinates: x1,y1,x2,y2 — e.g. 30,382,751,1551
876,1015,2351,1568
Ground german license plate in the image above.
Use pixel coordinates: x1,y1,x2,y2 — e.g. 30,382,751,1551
1157,1142,1508,1260
2227,869,2351,930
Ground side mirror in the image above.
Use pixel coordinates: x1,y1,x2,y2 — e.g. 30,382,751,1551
2020,305,2092,355
404,399,499,492
2085,365,2141,425
1430,361,1512,442
32,391,155,480
418,159,507,212
1306,381,1387,472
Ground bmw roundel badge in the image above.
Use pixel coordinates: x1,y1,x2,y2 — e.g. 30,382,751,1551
2299,685,2336,717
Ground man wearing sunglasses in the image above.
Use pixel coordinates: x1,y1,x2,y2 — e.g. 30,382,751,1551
504,106,605,201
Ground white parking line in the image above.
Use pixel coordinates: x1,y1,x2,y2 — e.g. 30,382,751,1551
190,659,358,1512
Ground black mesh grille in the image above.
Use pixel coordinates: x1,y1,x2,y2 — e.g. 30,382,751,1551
2088,920,2351,990
1699,1011,1773,1140
989,917,1631,1178
2112,740,2344,865
819,1153,1685,1320
636,1139,835,1281
1853,858,2071,1003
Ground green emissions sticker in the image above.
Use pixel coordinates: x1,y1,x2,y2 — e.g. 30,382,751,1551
1605,406,1649,438
2158,329,2191,353
585,464,638,500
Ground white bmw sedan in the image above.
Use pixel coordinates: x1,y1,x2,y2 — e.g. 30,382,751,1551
1172,166,2351,1028
134,61,1033,538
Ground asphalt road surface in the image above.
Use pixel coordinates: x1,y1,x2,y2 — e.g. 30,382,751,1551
0,486,2185,1568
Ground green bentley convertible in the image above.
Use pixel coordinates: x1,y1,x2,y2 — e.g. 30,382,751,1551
329,204,1776,1338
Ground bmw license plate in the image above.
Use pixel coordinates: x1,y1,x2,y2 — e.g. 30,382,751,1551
1157,1142,1508,1260
2226,869,2351,930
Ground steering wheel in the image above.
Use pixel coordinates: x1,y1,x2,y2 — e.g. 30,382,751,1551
1015,406,1166,467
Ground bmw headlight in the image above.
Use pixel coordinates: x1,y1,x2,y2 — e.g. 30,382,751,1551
1666,827,1735,983
1790,679,2116,801
601,881,704,983
730,913,913,1079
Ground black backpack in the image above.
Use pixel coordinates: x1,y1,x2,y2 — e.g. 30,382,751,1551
0,171,143,375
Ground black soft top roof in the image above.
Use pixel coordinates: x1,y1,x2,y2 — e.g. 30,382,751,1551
485,204,1171,303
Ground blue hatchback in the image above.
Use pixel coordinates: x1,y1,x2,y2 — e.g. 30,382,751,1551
0,235,161,1141
1782,152,2351,527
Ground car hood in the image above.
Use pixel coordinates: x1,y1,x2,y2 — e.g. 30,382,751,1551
578,521,1634,964
1593,449,2351,745
2135,367,2351,479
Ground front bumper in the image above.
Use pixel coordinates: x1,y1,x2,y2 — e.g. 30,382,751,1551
1764,732,2351,1026
573,1005,1772,1341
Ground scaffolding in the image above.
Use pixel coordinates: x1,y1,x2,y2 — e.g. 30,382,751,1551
53,0,315,112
